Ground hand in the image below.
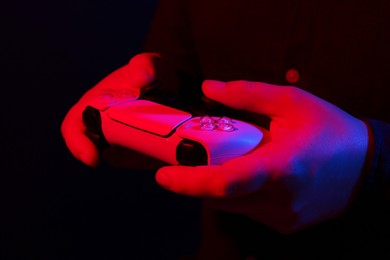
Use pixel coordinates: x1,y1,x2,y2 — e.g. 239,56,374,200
156,80,369,233
61,52,161,167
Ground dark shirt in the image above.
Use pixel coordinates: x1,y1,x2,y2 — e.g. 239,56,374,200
144,0,390,258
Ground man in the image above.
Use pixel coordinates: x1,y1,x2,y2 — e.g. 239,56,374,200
62,0,390,258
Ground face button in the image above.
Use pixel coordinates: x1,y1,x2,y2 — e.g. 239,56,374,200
217,117,235,132
200,115,216,131
285,68,300,84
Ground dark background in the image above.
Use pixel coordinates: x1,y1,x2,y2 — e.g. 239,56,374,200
2,1,201,259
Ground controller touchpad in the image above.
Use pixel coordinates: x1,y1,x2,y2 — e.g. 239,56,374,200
107,100,192,137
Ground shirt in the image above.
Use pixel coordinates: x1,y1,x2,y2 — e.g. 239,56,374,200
144,0,390,258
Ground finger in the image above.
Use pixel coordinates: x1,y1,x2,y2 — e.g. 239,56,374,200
125,52,161,89
156,165,232,197
86,53,160,98
155,145,276,198
202,79,303,117
61,105,100,167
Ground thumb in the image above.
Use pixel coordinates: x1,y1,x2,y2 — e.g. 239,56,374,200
155,148,273,198
202,79,300,117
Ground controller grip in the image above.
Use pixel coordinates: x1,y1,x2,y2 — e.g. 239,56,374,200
82,106,110,150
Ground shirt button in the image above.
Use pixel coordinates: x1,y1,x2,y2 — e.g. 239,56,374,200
285,68,300,84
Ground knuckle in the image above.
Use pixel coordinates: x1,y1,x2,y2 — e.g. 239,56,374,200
284,155,307,175
210,169,237,197
278,157,309,188
130,52,160,65
130,53,148,63
277,86,306,107
128,54,151,69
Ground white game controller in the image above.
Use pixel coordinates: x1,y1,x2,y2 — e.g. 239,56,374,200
82,88,264,166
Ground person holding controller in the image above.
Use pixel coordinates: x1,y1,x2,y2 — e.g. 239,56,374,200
62,0,390,259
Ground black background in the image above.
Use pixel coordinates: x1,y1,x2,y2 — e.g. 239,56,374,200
2,1,201,259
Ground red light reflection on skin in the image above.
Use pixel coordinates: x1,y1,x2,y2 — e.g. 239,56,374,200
156,79,368,233
61,53,368,234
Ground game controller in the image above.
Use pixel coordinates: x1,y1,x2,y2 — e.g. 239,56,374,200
82,88,264,166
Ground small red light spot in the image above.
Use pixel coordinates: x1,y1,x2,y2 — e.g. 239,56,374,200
285,68,300,84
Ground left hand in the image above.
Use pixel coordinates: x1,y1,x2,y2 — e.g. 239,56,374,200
155,79,369,233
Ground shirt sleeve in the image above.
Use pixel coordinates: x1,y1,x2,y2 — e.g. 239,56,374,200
358,119,390,206
369,120,390,193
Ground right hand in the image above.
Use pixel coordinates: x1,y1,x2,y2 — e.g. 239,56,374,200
61,52,162,167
